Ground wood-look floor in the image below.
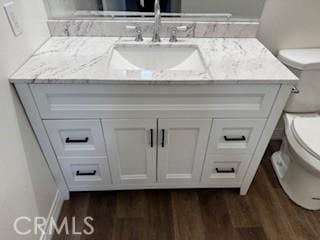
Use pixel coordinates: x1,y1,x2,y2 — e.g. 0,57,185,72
53,141,320,240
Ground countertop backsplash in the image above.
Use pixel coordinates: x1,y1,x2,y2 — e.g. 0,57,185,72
48,20,259,38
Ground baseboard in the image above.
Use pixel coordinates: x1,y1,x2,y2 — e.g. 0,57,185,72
40,190,64,240
272,127,284,140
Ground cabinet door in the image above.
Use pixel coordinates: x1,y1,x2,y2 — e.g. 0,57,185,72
102,119,157,185
157,119,212,184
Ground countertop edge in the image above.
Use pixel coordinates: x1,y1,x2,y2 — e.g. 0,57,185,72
10,78,298,85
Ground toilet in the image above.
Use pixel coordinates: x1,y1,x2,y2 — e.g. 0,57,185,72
272,48,320,210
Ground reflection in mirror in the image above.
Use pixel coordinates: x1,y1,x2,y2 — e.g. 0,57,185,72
45,0,265,19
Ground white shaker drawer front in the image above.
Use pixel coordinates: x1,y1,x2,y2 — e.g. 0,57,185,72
207,119,265,155
30,84,279,119
59,157,111,190
44,120,106,158
201,154,252,187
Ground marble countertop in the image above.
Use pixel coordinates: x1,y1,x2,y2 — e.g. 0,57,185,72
10,37,298,84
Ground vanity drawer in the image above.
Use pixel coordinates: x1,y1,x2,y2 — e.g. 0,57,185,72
59,157,111,190
201,154,251,187
30,84,279,119
44,120,107,158
207,119,265,155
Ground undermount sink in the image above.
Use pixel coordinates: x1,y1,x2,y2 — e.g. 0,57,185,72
107,44,206,72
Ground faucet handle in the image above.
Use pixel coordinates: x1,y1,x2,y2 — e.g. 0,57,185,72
126,25,137,31
126,25,143,42
176,26,188,32
169,25,188,42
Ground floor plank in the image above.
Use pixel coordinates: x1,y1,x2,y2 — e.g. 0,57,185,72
52,141,320,240
198,190,240,240
116,190,146,219
224,191,261,228
81,191,116,240
53,192,90,240
171,190,206,240
111,218,146,240
250,164,297,240
145,190,174,240
237,227,268,240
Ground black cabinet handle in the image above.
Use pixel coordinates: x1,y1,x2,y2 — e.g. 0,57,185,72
66,137,89,143
224,136,246,142
216,168,235,174
161,129,165,148
150,129,154,148
76,170,96,176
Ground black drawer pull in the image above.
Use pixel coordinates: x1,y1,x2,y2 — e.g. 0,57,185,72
66,137,89,143
150,129,154,148
76,170,96,176
216,168,235,173
224,136,246,142
161,129,165,148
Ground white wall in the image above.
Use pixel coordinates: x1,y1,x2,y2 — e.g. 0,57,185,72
258,0,320,54
258,0,320,138
0,0,58,239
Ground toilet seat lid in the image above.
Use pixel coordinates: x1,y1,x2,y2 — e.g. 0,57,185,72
292,117,320,160
278,49,320,70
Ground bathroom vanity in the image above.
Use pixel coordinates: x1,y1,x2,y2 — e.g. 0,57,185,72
10,37,298,199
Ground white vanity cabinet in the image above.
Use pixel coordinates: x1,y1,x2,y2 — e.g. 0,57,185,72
14,83,293,198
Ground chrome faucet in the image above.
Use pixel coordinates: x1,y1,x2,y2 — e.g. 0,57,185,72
152,0,161,42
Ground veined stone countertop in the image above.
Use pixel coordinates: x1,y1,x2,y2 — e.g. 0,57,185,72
10,37,298,84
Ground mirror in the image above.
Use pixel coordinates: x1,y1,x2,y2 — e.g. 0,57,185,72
45,0,265,20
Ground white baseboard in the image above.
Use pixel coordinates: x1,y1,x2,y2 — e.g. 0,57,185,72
272,127,284,140
40,190,64,240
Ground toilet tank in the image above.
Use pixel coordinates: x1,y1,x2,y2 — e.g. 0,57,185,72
278,49,320,113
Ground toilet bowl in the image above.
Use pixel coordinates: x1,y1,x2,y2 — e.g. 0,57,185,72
272,48,320,210
272,113,320,210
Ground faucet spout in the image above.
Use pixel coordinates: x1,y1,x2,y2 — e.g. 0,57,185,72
152,0,161,42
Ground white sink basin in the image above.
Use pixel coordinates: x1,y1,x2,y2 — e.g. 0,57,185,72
107,44,206,71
